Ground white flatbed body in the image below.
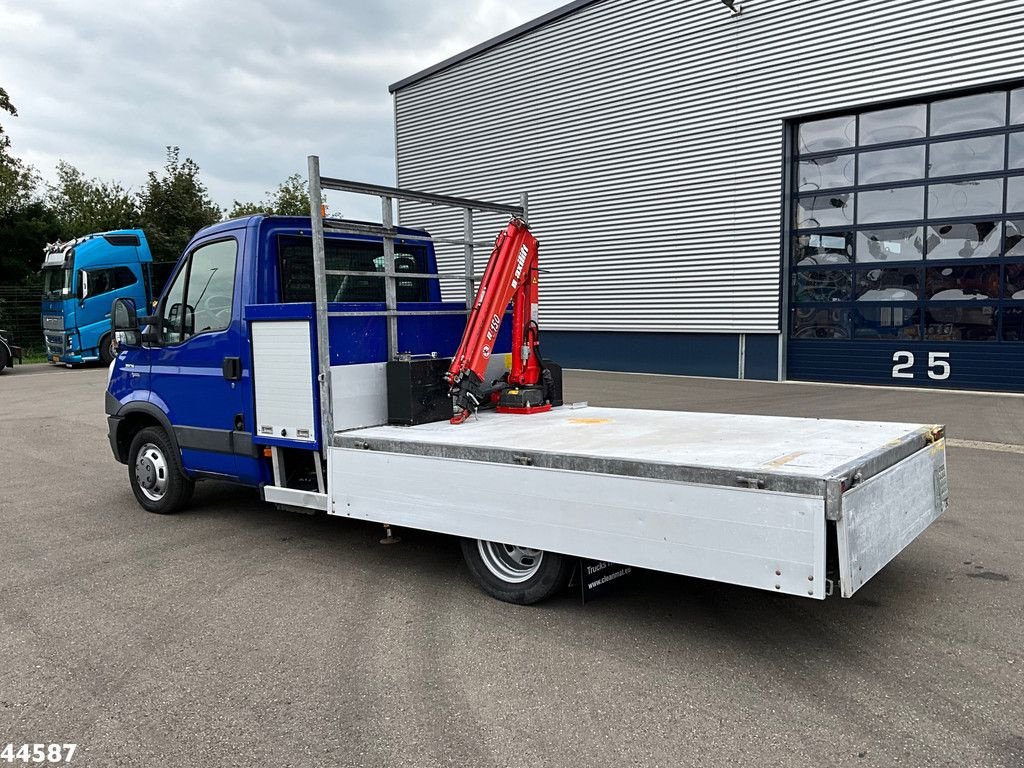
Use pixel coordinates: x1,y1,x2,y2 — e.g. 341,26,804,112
326,406,948,599
240,179,950,604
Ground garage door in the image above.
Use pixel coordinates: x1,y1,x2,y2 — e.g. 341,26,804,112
787,85,1024,391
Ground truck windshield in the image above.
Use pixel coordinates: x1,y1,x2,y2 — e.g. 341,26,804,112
41,267,73,299
278,235,429,303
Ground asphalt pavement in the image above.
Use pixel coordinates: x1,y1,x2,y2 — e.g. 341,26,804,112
1,364,1021,767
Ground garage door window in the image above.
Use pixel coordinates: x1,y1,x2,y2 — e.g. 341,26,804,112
791,87,1024,345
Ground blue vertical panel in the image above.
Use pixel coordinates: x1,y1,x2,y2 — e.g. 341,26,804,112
325,303,511,365
542,331,741,378
787,339,1024,392
744,334,781,380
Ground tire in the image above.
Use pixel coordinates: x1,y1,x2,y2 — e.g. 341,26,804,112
460,538,574,605
127,426,194,514
99,333,115,365
0,344,9,373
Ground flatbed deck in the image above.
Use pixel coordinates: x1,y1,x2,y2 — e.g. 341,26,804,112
328,406,947,599
333,406,939,499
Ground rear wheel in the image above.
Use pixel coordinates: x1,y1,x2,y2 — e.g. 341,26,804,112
127,426,194,514
99,333,115,365
460,538,574,605
0,343,9,373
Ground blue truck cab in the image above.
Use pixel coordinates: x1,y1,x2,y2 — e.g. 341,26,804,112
103,214,469,509
41,230,157,365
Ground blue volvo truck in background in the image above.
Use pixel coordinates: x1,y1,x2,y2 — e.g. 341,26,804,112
41,230,169,366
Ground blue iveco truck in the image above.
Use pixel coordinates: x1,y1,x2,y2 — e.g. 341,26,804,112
103,161,950,606
41,230,168,366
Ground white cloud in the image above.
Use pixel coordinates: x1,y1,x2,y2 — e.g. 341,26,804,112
0,0,566,218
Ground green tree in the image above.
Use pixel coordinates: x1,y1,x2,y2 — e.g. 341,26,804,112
0,85,16,153
271,173,312,216
0,85,56,289
227,173,313,219
0,150,37,214
138,146,222,261
0,86,39,214
227,199,270,218
0,201,61,286
48,160,140,239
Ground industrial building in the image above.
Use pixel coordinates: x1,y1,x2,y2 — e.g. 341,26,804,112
390,0,1024,391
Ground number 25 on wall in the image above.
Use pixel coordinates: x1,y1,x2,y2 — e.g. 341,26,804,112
891,351,951,380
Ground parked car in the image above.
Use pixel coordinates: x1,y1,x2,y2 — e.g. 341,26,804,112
0,328,24,373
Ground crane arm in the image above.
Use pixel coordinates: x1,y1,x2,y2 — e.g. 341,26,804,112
446,218,546,422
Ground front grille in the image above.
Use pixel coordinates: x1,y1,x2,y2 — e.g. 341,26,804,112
42,314,64,331
44,332,67,355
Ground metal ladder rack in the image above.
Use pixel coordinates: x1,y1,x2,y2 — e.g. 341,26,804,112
306,155,528,452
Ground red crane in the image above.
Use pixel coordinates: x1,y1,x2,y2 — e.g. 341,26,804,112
446,218,553,424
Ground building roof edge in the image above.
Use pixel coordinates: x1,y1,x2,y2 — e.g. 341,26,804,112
389,0,605,93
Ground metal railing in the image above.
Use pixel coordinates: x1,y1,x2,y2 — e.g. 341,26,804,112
306,155,527,448
0,286,43,353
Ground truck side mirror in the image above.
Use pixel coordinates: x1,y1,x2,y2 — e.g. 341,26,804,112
111,297,140,348
168,303,194,337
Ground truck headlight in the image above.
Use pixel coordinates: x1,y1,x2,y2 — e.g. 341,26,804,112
66,333,74,350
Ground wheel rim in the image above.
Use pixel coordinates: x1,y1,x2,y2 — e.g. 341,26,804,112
135,442,169,501
477,540,544,583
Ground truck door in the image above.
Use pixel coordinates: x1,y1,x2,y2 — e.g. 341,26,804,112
148,236,246,479
79,266,143,358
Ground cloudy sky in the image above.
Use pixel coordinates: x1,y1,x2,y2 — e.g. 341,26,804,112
0,0,564,218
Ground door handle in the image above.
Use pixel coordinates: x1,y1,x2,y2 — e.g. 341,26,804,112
222,356,242,381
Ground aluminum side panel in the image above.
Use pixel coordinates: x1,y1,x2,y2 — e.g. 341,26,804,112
837,440,949,598
252,321,316,443
331,363,388,431
330,448,827,598
263,486,329,512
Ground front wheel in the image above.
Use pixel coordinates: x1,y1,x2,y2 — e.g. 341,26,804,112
460,538,574,605
127,426,194,514
99,333,115,365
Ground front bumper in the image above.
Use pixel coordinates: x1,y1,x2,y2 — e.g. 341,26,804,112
105,391,126,463
51,354,89,365
107,415,126,463
45,329,96,365
44,332,79,364
44,332,66,360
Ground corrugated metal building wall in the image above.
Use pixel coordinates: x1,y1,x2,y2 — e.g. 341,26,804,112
392,0,1023,380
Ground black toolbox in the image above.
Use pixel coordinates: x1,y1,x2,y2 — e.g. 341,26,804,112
386,356,454,426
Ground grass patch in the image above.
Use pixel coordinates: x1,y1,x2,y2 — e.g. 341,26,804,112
21,350,50,364
13,345,50,365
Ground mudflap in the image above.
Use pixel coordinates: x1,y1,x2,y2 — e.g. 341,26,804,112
576,559,634,604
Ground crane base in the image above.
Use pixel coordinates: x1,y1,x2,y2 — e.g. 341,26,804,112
496,385,548,412
496,403,553,416
496,385,552,415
